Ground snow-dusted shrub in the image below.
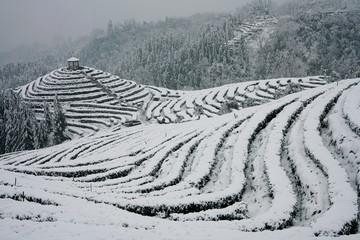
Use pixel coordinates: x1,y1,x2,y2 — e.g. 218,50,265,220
170,202,248,221
13,168,107,178
194,105,204,117
15,214,56,222
274,82,303,99
0,193,59,206
219,100,240,115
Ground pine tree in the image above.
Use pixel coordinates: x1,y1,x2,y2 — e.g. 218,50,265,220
107,20,114,36
0,90,50,153
42,102,54,147
52,95,68,145
18,103,37,151
4,90,22,153
0,91,5,153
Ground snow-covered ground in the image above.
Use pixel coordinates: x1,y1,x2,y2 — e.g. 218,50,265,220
1,76,360,239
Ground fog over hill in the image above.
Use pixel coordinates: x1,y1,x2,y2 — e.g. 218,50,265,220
0,0,251,52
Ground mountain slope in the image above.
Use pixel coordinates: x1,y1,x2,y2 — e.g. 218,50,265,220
1,78,359,239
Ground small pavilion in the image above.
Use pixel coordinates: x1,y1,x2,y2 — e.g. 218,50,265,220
67,57,80,70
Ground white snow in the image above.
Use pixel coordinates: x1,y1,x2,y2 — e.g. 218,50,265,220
1,76,360,239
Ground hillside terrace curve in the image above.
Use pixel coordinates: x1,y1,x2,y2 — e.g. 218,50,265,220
16,62,327,138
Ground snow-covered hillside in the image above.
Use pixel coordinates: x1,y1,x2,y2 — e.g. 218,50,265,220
16,66,326,137
228,15,278,49
1,75,359,239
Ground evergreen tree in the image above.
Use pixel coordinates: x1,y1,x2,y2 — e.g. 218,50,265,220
18,103,38,151
107,20,114,36
52,95,68,145
0,91,5,153
43,102,54,147
4,90,22,153
0,91,66,154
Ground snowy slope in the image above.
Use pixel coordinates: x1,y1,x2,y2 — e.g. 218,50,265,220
228,15,278,49
1,77,360,239
15,66,327,138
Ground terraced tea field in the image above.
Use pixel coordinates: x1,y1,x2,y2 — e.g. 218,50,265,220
15,66,326,137
1,68,359,239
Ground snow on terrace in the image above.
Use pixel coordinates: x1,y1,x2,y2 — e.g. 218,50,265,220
16,66,149,137
145,76,327,124
1,78,360,239
228,15,278,49
16,64,327,138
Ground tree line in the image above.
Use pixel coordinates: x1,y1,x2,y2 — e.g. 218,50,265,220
0,90,68,154
255,4,360,79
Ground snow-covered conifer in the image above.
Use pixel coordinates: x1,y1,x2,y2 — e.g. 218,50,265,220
52,95,68,145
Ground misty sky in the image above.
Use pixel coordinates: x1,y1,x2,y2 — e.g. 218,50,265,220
0,0,249,52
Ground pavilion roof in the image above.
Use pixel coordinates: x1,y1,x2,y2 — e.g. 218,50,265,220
67,57,79,62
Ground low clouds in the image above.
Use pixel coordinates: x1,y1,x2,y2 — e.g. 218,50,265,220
0,0,249,51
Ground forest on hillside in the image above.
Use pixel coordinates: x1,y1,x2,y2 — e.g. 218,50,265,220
0,90,68,154
1,0,360,91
